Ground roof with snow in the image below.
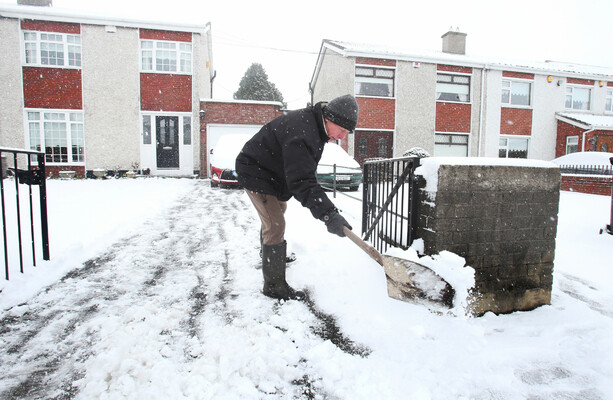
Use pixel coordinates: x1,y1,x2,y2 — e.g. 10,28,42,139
0,3,210,34
319,39,613,80
556,113,613,130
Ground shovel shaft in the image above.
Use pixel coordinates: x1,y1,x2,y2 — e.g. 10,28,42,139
343,226,384,266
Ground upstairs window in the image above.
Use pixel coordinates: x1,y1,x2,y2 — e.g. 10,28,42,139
23,31,81,67
565,85,591,110
501,79,532,106
141,40,192,74
355,66,394,97
436,73,471,102
606,89,613,112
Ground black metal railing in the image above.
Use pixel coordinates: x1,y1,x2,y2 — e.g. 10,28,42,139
558,164,613,175
362,156,420,254
0,147,50,280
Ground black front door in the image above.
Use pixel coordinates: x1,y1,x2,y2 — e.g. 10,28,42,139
156,116,179,169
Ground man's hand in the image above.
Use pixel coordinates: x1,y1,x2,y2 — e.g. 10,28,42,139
322,209,353,237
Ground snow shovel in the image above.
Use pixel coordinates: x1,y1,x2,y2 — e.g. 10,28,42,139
343,226,455,309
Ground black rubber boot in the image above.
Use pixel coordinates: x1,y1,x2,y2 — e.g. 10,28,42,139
262,241,305,301
260,230,297,264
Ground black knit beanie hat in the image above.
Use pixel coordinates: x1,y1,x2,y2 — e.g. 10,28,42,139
322,94,359,132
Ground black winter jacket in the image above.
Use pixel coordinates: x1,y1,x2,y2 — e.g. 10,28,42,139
235,102,335,219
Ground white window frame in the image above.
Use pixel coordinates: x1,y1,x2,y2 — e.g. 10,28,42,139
22,30,81,68
25,109,85,164
140,39,192,74
605,88,613,113
566,136,579,154
565,85,592,110
501,79,532,107
436,72,471,103
499,136,530,159
354,65,395,98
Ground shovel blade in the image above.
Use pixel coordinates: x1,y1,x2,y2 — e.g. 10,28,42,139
382,255,455,309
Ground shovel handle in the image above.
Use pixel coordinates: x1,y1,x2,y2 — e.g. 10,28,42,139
343,226,384,266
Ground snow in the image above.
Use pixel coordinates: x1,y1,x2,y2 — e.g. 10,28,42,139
552,151,613,167
210,134,253,170
414,156,559,194
1,177,612,399
317,143,361,174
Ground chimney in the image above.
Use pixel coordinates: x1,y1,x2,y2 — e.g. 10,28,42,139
442,28,467,55
17,0,52,6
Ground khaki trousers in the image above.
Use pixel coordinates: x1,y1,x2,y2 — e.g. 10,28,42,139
245,190,287,246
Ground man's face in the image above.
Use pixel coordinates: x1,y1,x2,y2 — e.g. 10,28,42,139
324,119,349,142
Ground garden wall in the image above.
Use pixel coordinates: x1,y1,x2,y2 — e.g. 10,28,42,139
416,159,560,316
561,174,612,196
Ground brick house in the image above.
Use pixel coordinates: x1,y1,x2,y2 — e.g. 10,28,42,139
0,1,214,177
310,31,613,165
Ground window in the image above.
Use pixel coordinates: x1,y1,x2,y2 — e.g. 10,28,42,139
183,116,191,145
566,136,578,154
141,40,192,73
23,31,81,67
565,86,591,110
378,138,387,157
606,89,613,112
436,73,470,102
27,110,84,163
358,137,367,156
434,133,468,156
355,66,394,97
501,79,532,106
142,115,152,144
499,137,528,158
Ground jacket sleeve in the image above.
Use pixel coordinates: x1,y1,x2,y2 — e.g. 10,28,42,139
280,131,335,219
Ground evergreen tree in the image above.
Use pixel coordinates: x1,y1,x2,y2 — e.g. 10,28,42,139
234,63,285,107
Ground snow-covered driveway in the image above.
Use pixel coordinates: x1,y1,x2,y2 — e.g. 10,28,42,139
1,179,612,399
0,182,369,399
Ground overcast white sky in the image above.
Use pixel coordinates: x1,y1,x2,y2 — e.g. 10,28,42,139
4,0,613,109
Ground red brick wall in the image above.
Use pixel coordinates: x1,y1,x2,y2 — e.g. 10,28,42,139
435,102,471,133
500,108,533,135
140,74,192,112
46,165,86,179
199,101,284,176
556,120,583,157
437,64,472,74
567,77,594,86
502,71,534,80
561,175,612,196
356,97,395,130
355,57,396,67
139,29,191,42
21,19,80,34
23,67,82,109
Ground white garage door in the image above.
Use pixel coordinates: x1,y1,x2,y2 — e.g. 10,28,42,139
206,124,262,176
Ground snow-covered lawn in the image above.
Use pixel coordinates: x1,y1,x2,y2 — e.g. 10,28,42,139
0,177,612,399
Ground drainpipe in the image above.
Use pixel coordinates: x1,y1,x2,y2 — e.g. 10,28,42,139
478,66,487,157
581,127,595,152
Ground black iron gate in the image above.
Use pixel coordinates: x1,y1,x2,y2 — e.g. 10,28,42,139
362,156,420,254
0,147,50,280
